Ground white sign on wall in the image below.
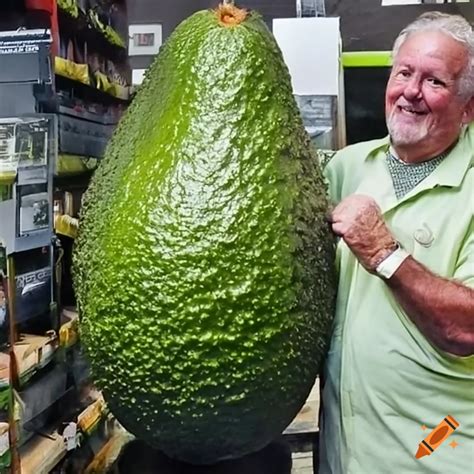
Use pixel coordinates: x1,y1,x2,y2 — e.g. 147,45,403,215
128,24,162,56
382,0,469,4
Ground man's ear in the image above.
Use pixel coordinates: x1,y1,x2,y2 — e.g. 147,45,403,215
462,96,474,125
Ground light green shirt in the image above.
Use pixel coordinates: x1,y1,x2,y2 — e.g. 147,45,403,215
320,124,474,474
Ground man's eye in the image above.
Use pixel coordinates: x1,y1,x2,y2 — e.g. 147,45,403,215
427,77,445,87
398,70,411,78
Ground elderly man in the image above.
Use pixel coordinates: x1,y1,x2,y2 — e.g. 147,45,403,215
319,12,473,474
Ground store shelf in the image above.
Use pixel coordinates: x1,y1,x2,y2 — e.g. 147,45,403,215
55,58,130,102
57,3,127,56
0,421,10,471
84,430,132,474
0,172,15,186
94,71,129,101
59,308,79,349
19,428,66,474
13,334,58,387
55,215,78,239
0,2,131,470
0,351,10,471
78,395,107,436
59,104,119,125
18,384,119,474
57,0,79,19
55,56,90,86
55,154,99,177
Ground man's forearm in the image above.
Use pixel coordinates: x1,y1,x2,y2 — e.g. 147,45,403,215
387,257,474,357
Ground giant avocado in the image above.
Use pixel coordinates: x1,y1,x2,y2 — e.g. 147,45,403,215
73,3,336,465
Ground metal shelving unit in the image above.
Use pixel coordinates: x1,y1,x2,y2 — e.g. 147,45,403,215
0,2,131,471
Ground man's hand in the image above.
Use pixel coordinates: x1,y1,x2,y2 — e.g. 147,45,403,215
330,194,397,272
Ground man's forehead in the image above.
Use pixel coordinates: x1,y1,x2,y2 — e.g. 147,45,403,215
398,31,468,59
395,31,468,72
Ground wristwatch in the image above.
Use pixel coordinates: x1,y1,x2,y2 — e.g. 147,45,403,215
375,243,410,280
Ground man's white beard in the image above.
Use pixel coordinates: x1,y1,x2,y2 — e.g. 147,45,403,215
387,111,429,146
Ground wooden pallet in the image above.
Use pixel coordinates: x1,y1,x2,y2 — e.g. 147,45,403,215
286,378,320,474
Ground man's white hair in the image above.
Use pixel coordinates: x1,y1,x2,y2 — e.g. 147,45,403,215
392,12,474,98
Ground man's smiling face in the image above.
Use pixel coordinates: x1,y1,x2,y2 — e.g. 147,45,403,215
385,30,473,160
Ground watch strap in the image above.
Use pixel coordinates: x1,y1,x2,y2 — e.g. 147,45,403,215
375,245,410,279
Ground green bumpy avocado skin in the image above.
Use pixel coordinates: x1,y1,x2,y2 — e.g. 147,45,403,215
73,8,336,465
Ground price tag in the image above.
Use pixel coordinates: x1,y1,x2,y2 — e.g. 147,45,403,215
63,422,77,451
0,425,9,456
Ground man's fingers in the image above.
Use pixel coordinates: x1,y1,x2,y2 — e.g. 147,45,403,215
331,222,345,236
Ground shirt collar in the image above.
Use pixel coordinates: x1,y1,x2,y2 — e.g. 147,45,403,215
424,124,473,188
365,125,472,189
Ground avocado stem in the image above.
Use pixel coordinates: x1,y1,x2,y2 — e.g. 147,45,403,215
216,3,247,27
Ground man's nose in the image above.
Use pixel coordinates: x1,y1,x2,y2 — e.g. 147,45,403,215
403,77,422,100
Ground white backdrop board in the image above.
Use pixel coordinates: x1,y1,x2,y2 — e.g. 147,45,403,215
273,17,346,149
273,17,341,96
